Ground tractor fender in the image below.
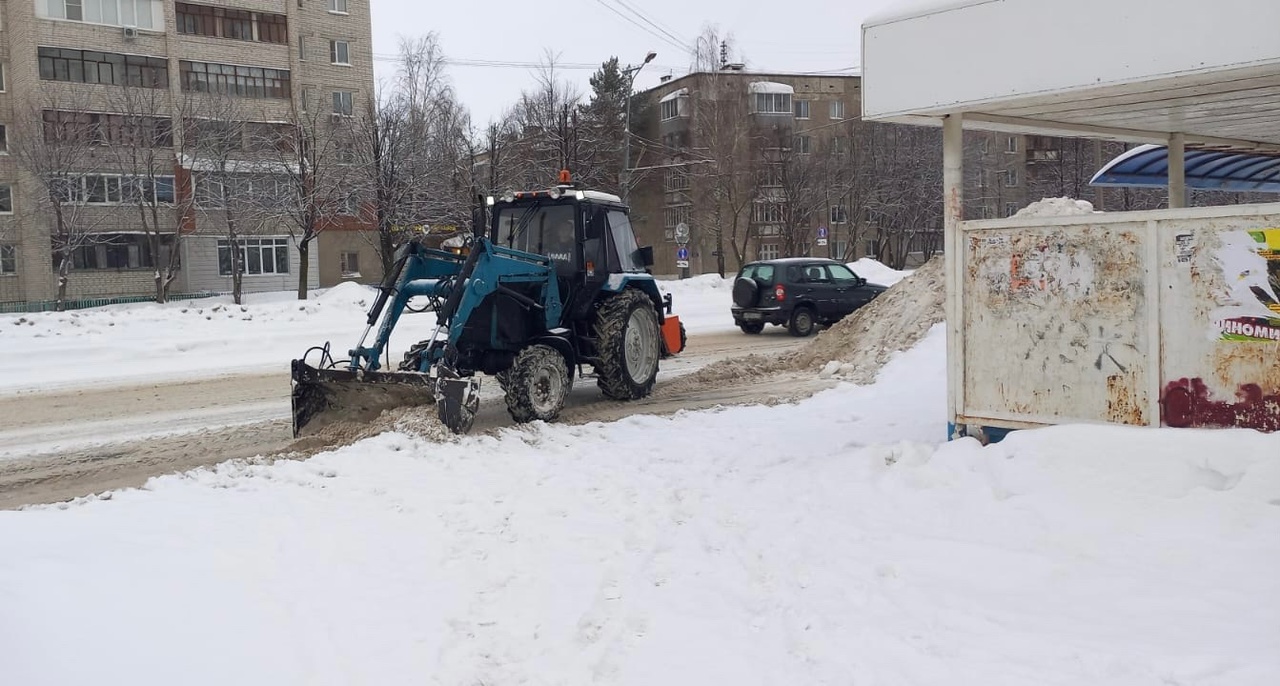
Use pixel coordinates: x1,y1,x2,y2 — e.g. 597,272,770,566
603,274,667,322
532,331,577,380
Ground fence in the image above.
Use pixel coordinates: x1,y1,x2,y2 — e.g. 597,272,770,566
0,291,226,314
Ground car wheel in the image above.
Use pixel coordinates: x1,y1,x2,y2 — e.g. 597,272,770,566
787,306,816,337
739,321,765,335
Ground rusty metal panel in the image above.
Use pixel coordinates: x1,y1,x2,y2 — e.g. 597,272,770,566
1157,213,1280,432
961,221,1152,426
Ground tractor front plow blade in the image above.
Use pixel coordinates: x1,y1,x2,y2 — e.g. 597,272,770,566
290,359,436,438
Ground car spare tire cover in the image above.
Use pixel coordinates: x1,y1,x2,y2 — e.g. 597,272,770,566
732,277,760,308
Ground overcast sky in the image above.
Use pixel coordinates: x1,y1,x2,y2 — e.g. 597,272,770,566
368,0,905,127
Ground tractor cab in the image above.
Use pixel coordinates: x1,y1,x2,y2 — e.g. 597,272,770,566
487,172,654,282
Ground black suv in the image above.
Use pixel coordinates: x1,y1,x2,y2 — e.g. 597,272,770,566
731,258,888,336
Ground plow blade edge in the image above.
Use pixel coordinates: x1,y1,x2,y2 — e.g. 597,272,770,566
290,359,436,438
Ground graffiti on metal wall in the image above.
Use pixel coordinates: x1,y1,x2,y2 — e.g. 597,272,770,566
1212,228,1280,343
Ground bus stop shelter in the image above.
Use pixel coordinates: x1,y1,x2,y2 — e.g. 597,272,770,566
861,0,1280,439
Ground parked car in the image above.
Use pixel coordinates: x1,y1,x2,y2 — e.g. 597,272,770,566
731,258,888,336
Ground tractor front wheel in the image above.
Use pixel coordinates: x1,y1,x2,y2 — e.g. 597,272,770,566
595,289,661,401
504,344,570,424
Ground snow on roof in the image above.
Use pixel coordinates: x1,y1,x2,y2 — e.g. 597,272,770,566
863,0,990,26
582,190,622,204
659,88,689,103
748,81,795,95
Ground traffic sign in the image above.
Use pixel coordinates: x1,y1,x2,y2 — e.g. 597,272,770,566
676,247,689,261
816,225,829,239
675,222,690,245
817,238,829,247
676,260,690,269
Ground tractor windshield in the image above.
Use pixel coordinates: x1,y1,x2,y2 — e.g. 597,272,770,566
495,202,576,265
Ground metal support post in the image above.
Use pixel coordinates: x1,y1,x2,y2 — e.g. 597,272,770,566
1168,132,1187,209
942,113,965,436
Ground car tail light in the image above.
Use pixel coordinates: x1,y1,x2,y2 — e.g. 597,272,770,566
774,284,786,301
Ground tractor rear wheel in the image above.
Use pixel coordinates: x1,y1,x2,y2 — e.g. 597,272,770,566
594,289,661,401
504,344,570,424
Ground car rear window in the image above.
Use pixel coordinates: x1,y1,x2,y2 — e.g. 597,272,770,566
740,264,775,282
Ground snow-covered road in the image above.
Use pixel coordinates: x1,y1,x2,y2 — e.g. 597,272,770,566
3,326,1277,685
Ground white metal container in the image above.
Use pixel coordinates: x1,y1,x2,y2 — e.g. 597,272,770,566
953,203,1280,436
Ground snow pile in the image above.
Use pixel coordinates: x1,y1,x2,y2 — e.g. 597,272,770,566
667,256,944,392
3,326,1278,685
656,274,737,335
0,279,739,392
1014,197,1100,218
789,256,944,381
847,257,912,286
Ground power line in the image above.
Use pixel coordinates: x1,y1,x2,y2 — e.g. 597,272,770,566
606,0,692,54
591,0,689,54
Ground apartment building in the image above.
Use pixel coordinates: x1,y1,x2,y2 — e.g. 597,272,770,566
0,0,375,306
629,68,1031,276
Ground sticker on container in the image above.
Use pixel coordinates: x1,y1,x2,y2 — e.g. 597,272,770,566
1212,228,1280,342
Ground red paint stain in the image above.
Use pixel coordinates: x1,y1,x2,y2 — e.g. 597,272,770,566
1161,378,1280,432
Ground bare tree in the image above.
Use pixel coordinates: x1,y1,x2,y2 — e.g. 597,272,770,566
181,91,275,305
354,34,474,274
106,84,184,302
864,123,943,269
266,102,357,299
688,28,756,275
11,94,109,310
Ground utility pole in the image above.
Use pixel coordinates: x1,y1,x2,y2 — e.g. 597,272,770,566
621,50,657,204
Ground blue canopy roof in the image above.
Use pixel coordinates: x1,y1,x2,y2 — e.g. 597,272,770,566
1090,145,1280,193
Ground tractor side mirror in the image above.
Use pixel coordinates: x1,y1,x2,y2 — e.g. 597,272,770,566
637,245,655,268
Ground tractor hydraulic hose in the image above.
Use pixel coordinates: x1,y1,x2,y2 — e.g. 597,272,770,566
436,238,485,328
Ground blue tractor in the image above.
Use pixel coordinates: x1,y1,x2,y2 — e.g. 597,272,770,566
290,174,686,437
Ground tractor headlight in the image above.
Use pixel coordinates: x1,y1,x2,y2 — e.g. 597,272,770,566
485,195,495,206
574,190,585,201
500,189,515,203
547,186,563,199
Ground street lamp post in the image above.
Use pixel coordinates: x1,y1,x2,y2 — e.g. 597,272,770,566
621,51,657,204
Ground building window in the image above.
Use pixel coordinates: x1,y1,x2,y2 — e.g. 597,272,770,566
330,40,350,65
0,245,15,275
180,60,291,99
301,86,315,113
752,202,784,224
659,94,687,121
758,243,780,261
793,135,811,154
340,251,360,277
41,0,162,30
664,166,690,191
1005,202,1019,217
218,238,289,276
0,124,7,154
829,100,845,120
38,48,169,88
194,173,284,209
0,184,11,213
299,35,307,61
829,206,848,224
759,164,783,187
0,64,5,92
753,92,792,115
329,0,348,12
332,90,354,116
794,100,810,119
60,234,173,271
176,3,288,43
1004,169,1019,187
43,110,174,147
664,204,691,229
977,138,990,155
1006,136,1018,153
54,174,176,205
831,136,848,155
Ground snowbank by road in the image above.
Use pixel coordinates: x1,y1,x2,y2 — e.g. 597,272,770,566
0,279,738,393
2,325,1276,686
847,257,912,286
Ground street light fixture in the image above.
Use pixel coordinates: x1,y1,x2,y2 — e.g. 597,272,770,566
621,51,657,203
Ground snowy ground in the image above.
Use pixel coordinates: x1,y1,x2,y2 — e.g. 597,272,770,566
848,257,912,286
0,276,741,394
3,324,1277,685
